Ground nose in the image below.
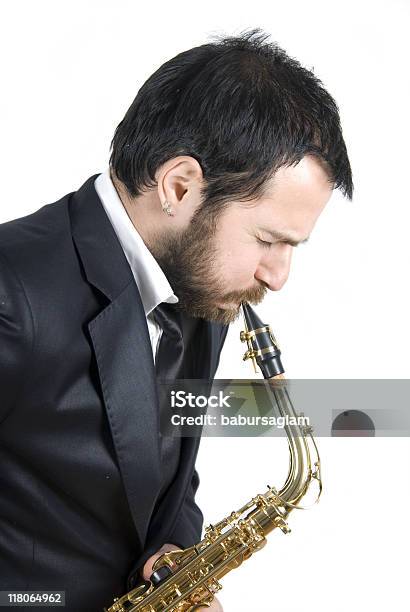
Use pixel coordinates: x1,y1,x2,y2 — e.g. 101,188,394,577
254,244,293,291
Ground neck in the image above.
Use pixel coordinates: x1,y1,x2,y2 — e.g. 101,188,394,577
110,169,160,249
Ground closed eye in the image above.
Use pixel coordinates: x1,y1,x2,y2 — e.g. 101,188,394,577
257,228,309,247
256,237,273,248
257,236,301,249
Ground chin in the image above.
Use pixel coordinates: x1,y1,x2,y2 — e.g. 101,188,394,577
216,302,234,310
180,297,242,325
215,304,241,325
217,298,241,309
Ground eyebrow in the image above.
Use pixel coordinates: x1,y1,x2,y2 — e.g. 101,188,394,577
261,229,310,247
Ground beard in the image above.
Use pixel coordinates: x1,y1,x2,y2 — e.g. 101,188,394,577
149,206,267,325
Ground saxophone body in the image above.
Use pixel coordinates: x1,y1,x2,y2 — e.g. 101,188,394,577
105,303,322,612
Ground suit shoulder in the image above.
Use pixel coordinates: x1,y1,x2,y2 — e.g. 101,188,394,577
0,190,76,278
0,191,73,250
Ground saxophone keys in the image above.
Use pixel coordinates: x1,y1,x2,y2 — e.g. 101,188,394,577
274,516,291,534
190,598,213,610
239,330,248,342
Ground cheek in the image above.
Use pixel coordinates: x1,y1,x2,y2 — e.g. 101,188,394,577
217,243,258,282
211,212,259,281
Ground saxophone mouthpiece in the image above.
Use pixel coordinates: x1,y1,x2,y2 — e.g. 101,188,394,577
240,302,285,379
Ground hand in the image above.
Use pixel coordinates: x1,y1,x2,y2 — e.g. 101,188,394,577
142,543,223,611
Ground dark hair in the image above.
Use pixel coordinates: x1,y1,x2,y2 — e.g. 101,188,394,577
110,28,353,215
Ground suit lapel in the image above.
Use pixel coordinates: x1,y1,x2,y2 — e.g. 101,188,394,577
70,175,161,546
88,282,162,546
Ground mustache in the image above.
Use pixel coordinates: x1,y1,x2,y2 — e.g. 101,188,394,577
222,283,268,306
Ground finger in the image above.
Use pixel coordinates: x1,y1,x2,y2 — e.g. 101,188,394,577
142,552,161,581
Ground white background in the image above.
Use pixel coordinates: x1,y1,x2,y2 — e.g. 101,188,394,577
1,1,409,610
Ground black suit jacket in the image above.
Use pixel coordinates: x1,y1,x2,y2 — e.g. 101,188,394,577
0,175,228,611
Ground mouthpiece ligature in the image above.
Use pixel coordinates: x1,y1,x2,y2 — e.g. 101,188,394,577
240,302,284,378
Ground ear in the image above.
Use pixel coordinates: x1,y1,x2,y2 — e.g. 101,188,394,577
156,156,203,215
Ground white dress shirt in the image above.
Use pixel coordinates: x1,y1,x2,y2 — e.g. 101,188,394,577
94,169,178,361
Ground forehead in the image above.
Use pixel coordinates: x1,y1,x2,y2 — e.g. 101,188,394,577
250,156,333,232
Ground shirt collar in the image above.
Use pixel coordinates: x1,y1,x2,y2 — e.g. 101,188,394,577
94,169,178,316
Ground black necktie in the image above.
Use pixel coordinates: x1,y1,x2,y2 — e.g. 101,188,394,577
152,302,184,504
153,302,184,381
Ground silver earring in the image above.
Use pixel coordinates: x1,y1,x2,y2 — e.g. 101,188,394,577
161,200,174,216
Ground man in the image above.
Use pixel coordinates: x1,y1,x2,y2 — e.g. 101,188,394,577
0,29,352,611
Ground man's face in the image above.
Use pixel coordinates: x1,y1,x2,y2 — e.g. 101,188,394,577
153,156,333,324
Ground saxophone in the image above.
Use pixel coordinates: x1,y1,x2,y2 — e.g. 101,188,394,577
105,302,322,611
